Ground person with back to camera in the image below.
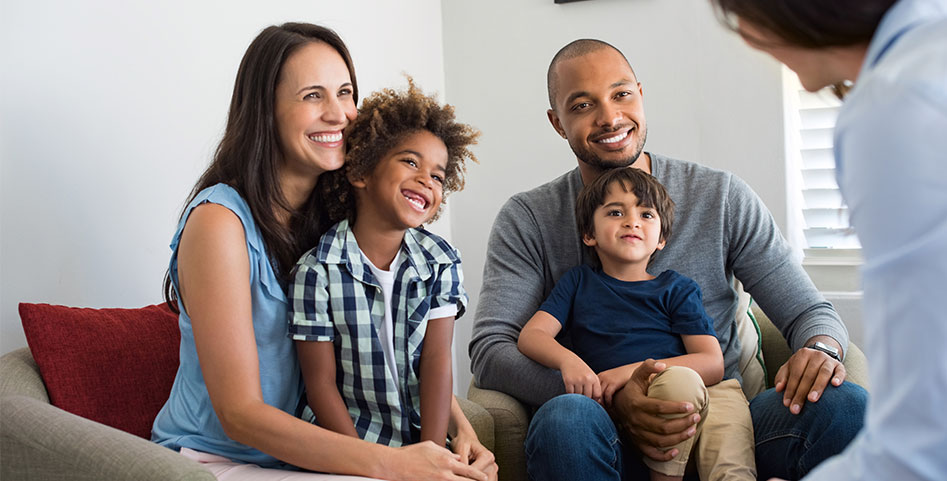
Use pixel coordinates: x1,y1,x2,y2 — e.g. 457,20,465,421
288,79,480,450
469,37,868,481
151,22,495,481
708,0,947,479
517,167,756,481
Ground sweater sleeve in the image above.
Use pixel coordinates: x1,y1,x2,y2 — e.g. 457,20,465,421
725,174,850,354
468,197,567,406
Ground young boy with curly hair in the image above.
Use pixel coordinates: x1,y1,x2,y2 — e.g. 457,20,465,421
288,79,479,451
517,167,755,481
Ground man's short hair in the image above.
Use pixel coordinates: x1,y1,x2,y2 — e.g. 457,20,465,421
576,167,675,260
546,39,637,110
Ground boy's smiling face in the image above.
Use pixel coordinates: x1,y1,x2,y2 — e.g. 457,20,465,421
583,182,666,271
351,129,448,230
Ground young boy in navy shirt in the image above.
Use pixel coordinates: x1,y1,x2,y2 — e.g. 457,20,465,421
518,167,755,481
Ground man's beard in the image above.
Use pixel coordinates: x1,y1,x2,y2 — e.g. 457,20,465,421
570,124,648,169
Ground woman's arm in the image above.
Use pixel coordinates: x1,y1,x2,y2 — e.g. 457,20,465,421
420,316,454,446
178,204,487,480
296,340,358,437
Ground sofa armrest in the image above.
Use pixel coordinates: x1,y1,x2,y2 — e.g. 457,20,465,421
457,396,495,452
1,394,214,481
755,308,870,391
468,380,529,481
838,342,869,390
0,348,49,401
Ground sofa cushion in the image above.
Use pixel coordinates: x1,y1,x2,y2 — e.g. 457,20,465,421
733,282,767,400
19,303,180,439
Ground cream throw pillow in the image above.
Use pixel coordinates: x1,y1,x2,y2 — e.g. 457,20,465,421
734,281,767,399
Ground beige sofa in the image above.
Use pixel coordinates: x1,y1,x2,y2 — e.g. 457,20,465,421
467,308,870,481
0,346,494,481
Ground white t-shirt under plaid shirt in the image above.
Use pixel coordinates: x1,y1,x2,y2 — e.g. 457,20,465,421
288,219,467,446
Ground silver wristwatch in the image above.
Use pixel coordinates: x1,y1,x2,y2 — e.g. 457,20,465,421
806,341,841,361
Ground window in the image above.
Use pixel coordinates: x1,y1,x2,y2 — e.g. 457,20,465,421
782,70,864,345
783,69,861,252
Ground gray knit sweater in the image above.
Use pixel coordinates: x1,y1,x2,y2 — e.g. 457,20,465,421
468,153,848,407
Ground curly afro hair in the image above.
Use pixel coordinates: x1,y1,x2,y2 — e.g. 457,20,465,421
318,77,479,227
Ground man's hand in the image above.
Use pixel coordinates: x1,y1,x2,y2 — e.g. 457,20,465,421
560,357,602,403
598,363,638,406
612,360,699,461
774,338,846,415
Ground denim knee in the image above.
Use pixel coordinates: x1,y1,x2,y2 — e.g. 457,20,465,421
526,394,622,481
752,381,866,441
751,381,867,480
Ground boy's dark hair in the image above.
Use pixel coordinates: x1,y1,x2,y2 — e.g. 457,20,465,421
319,78,479,227
576,167,674,263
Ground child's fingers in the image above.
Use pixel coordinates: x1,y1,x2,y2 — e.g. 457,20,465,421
581,381,593,398
592,381,603,404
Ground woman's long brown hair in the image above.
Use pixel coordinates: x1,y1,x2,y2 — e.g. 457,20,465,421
163,23,358,313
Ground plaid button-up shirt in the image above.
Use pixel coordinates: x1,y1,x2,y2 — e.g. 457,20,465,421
288,219,467,446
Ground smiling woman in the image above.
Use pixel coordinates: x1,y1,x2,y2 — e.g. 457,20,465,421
151,23,495,481
274,42,356,183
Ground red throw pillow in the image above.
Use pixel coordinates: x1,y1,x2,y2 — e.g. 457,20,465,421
19,302,180,439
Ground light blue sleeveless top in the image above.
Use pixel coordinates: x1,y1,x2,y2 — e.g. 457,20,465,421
152,184,302,467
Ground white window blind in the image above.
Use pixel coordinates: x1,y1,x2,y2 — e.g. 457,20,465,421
783,71,863,341
784,73,861,251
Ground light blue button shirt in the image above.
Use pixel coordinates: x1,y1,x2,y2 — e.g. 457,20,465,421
805,0,947,479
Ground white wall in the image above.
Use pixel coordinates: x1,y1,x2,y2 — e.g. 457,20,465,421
441,0,787,393
1,0,795,400
0,0,448,354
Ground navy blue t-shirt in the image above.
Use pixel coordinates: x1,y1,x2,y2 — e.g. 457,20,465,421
539,265,716,373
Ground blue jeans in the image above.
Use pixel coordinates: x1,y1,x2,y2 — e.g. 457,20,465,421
751,381,867,480
525,394,636,480
525,383,867,481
